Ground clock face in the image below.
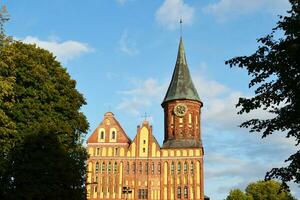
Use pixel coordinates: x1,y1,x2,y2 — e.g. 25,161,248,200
174,103,188,117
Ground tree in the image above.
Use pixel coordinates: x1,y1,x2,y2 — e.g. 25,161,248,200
226,189,252,200
225,0,300,188
225,180,296,200
0,10,89,199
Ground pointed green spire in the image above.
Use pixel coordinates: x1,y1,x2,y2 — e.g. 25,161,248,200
162,37,200,104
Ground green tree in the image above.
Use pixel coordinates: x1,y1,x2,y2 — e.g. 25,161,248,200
245,180,296,200
0,9,89,199
225,180,296,200
226,189,252,200
225,0,300,187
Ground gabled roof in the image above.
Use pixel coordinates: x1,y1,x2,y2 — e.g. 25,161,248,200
162,37,200,105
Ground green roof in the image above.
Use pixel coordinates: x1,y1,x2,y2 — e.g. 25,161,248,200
162,37,200,104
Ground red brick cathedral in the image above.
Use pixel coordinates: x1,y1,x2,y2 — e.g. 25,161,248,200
86,37,206,200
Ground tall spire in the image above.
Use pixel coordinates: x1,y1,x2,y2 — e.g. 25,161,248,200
162,37,200,105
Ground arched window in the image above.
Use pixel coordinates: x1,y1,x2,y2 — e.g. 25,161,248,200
190,162,194,174
139,162,142,174
158,162,161,174
184,186,188,199
108,162,111,173
126,162,130,175
133,162,136,174
101,162,105,173
100,131,104,139
112,131,116,139
177,186,181,198
151,162,155,174
145,162,148,174
184,162,187,174
95,162,99,173
177,162,181,173
114,162,118,173
171,162,174,174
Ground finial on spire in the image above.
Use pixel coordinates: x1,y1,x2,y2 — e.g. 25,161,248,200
180,18,183,37
141,112,150,121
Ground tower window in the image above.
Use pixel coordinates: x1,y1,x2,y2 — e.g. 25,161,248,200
115,148,118,155
108,162,111,173
114,162,118,173
145,162,148,174
143,140,146,144
158,162,161,174
133,162,136,174
96,148,100,155
171,162,174,174
177,162,181,173
143,148,146,153
190,162,194,174
184,162,187,174
95,162,99,173
100,131,104,139
184,186,188,198
177,186,181,198
101,162,105,173
126,162,130,175
139,162,142,174
151,162,155,174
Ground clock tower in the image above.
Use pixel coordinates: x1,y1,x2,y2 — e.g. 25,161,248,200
162,37,203,148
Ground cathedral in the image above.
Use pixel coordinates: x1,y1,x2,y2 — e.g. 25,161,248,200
86,37,206,200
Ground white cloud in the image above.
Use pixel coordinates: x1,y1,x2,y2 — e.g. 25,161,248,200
155,0,194,30
117,78,167,116
118,30,139,56
116,0,127,5
22,36,93,62
204,0,290,21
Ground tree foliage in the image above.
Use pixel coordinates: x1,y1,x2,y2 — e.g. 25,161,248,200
0,8,89,199
225,0,300,187
225,180,296,200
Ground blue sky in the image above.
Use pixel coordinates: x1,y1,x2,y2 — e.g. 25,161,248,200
2,0,299,199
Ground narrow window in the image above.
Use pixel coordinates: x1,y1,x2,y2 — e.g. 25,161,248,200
139,162,142,174
177,162,181,174
108,162,111,173
145,162,148,175
177,186,181,199
114,162,118,173
100,131,104,139
189,113,192,123
171,162,174,174
151,162,155,174
95,162,99,173
96,148,100,155
115,148,118,156
112,131,116,139
184,162,187,174
143,140,146,144
143,148,146,153
184,186,188,199
94,185,97,193
126,162,130,175
101,162,105,173
158,162,161,174
190,162,194,174
133,162,136,174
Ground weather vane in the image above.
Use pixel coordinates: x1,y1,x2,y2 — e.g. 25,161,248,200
180,18,183,37
141,112,150,121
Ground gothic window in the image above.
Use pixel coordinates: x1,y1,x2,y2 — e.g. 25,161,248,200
100,131,104,139
142,148,146,153
101,162,105,173
133,162,136,174
95,162,99,173
190,162,194,174
96,148,100,155
126,162,130,175
184,162,187,174
184,186,188,199
145,162,148,175
171,162,174,174
139,162,142,174
112,131,116,140
158,162,161,174
108,162,111,173
151,162,155,174
114,162,118,173
177,162,181,174
177,186,181,199
115,147,118,156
